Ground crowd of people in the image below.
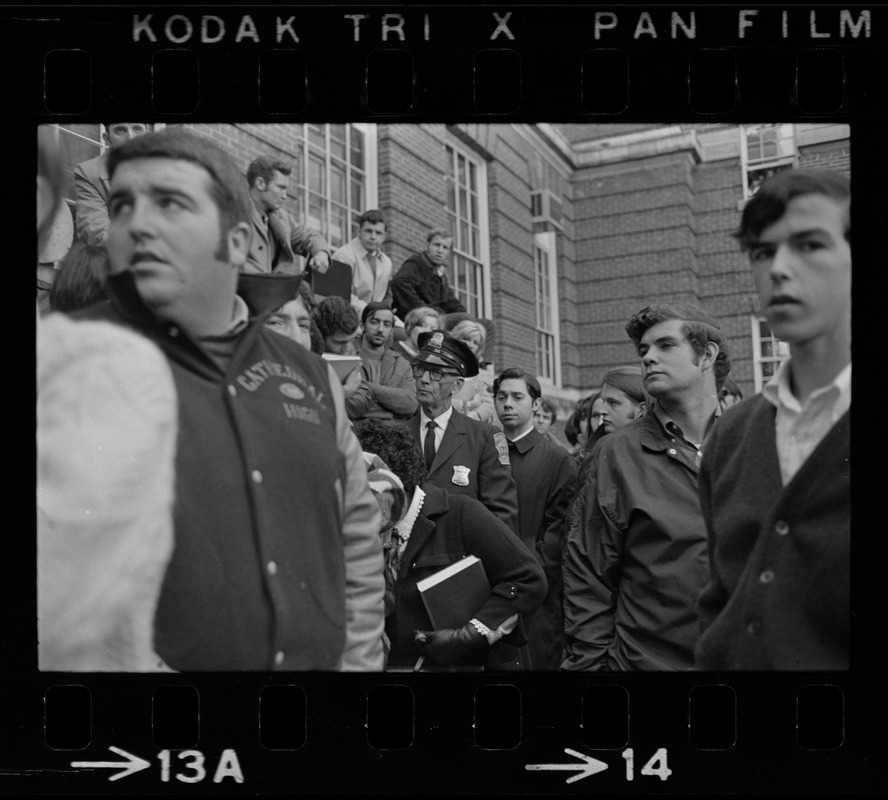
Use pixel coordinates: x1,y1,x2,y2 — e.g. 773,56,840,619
36,124,850,673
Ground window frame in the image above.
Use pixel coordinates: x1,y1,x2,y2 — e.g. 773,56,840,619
740,123,799,200
533,230,562,387
751,314,791,392
443,138,491,320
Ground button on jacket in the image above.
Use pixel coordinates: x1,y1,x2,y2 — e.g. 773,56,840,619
76,271,384,671
562,409,710,671
408,409,519,533
695,396,850,670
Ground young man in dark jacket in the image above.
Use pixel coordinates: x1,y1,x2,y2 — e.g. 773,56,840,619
391,229,466,320
695,170,850,671
76,129,384,672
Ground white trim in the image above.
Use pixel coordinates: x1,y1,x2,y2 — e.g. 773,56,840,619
751,314,790,392
444,136,491,319
534,230,561,387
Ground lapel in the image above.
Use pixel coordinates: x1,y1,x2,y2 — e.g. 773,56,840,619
97,154,111,201
251,205,271,248
268,209,295,261
398,485,449,570
429,409,466,476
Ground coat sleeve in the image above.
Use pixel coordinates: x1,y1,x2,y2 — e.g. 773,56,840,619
537,452,578,580
477,430,520,534
287,213,331,260
328,364,385,671
365,355,418,417
561,449,624,671
73,162,110,246
459,498,547,630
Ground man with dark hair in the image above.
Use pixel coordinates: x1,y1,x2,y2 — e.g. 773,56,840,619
332,210,394,315
391,228,466,320
408,330,519,532
244,154,331,276
532,398,558,438
314,295,360,355
75,129,384,672
494,368,576,669
346,303,417,421
563,302,729,671
74,123,150,245
696,169,850,670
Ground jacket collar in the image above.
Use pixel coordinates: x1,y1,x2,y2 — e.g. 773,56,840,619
507,426,540,454
396,484,450,578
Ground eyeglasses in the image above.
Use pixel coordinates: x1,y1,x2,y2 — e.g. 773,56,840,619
411,364,459,382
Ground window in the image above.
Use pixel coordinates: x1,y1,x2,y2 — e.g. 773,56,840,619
534,231,561,385
741,124,797,199
751,315,790,392
444,143,490,319
287,123,376,249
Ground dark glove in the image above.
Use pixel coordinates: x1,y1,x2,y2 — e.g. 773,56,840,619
413,624,487,665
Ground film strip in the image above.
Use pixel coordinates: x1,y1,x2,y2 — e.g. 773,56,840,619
9,2,886,794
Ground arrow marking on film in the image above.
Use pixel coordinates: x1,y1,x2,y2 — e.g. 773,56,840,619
525,748,609,784
71,746,151,781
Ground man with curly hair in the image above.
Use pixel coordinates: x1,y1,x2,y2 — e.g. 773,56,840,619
563,302,730,671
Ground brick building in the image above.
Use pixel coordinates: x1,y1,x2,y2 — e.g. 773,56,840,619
47,121,850,422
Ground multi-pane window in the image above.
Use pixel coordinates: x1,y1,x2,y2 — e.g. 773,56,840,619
751,315,791,392
444,143,489,319
741,123,797,199
287,123,372,249
534,231,561,385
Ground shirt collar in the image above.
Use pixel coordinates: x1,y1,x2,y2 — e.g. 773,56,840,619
199,294,250,340
422,404,454,428
506,424,535,444
651,397,721,447
762,358,852,414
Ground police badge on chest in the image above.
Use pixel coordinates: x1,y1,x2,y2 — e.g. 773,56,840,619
451,466,471,487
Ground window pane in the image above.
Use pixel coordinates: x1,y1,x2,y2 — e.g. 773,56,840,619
330,204,347,248
446,178,456,212
329,124,346,160
308,193,325,235
351,178,364,212
309,153,325,194
468,162,477,193
309,124,325,148
331,162,346,204
350,128,365,170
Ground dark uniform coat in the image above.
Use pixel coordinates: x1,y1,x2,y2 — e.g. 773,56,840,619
408,408,519,533
386,484,547,671
508,429,577,669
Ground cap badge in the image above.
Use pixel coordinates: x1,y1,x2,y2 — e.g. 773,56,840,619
430,331,444,349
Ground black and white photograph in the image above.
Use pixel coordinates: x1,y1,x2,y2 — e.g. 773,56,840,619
35,120,851,674
14,1,884,793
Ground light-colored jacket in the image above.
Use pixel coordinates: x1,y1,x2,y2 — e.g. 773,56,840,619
331,237,393,315
73,153,111,245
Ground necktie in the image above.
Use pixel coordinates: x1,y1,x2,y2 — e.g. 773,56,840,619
424,420,437,470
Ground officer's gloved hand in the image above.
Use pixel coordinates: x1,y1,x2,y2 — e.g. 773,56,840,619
413,624,487,665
